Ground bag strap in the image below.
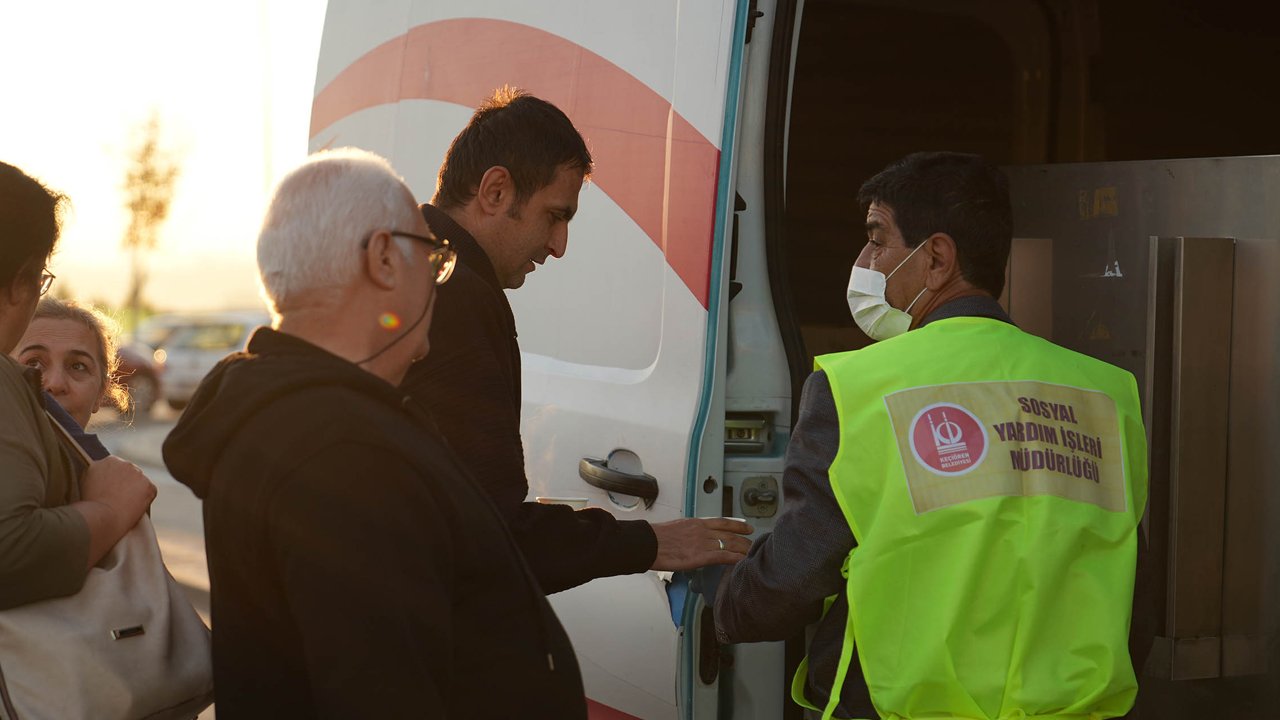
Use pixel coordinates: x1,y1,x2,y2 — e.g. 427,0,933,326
44,410,96,506
0,655,22,720
45,409,93,467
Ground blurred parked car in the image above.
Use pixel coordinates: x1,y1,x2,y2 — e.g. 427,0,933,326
155,311,269,410
134,314,190,352
116,342,164,414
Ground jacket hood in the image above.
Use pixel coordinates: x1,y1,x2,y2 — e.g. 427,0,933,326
162,328,405,498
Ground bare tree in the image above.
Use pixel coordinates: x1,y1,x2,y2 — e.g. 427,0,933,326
122,114,180,332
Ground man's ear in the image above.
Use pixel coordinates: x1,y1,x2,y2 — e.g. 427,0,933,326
475,166,514,216
2,273,33,308
924,232,960,289
362,230,400,290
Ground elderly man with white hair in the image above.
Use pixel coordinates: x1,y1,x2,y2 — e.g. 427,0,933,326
163,149,587,719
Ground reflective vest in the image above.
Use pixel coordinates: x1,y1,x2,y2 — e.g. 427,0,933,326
804,316,1147,720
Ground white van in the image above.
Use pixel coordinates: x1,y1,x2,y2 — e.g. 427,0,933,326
312,2,1280,718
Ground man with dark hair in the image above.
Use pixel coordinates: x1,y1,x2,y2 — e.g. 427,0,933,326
0,162,62,307
853,151,1012,300
716,152,1148,719
0,161,155,610
402,88,751,595
433,86,595,227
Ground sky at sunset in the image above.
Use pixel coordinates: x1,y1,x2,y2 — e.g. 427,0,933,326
0,0,328,313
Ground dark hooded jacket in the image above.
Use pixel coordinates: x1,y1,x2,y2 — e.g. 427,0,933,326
163,328,585,719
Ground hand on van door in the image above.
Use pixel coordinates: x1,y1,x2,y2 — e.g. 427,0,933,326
650,518,753,570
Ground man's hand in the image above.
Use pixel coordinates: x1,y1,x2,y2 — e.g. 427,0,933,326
650,517,754,571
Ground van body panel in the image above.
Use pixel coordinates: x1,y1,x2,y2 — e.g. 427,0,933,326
311,8,740,309
314,2,747,717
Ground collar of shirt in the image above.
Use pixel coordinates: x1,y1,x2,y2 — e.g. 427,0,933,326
420,203,504,296
920,294,1015,328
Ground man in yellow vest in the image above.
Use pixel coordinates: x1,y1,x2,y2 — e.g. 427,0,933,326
714,152,1148,720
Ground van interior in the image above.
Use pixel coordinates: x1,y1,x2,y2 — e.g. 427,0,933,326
778,0,1280,365
767,0,1280,717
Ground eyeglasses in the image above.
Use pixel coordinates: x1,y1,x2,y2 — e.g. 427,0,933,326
393,231,456,285
38,269,55,296
363,230,456,285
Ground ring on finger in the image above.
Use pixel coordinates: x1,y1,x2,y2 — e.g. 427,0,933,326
717,538,725,551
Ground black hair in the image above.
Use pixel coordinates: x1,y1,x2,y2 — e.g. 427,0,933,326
0,161,65,293
432,86,593,210
856,151,1011,297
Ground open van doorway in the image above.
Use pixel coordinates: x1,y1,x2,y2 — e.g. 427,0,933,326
759,1,1280,717
773,0,1054,379
770,0,1280,389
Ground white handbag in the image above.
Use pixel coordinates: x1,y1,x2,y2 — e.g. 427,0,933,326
0,417,214,720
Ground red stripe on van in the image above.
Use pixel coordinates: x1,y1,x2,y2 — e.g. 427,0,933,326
311,18,720,309
586,697,644,720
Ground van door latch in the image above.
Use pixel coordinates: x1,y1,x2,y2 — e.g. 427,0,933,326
740,476,779,518
725,413,772,454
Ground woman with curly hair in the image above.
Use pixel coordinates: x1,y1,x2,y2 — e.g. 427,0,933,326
12,297,130,428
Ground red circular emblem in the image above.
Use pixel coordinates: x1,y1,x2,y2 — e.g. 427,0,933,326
908,402,988,476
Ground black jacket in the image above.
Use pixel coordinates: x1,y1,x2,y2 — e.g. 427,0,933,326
163,328,585,719
401,205,657,594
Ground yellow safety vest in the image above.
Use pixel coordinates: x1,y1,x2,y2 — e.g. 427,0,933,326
803,316,1147,720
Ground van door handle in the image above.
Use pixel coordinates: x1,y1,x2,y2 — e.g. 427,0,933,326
578,458,658,509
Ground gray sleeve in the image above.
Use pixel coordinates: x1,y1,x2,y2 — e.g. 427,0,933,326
715,370,854,643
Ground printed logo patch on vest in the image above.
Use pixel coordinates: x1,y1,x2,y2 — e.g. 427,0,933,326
908,403,989,475
885,381,1127,514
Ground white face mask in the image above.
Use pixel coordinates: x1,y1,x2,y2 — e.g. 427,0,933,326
846,240,930,341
